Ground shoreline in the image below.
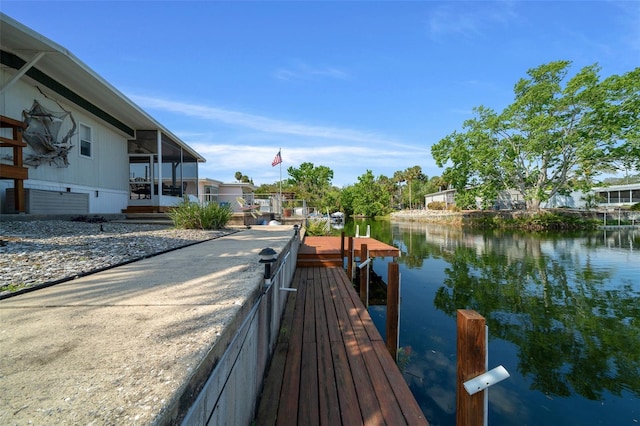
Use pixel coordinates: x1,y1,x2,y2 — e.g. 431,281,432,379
389,208,638,230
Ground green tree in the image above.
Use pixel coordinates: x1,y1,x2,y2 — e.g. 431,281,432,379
234,171,251,183
286,162,334,208
606,138,640,184
339,185,357,216
350,170,391,217
377,174,397,210
432,61,640,210
393,170,406,209
403,166,423,210
322,187,343,213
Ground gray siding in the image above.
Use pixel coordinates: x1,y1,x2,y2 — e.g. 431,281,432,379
5,188,89,214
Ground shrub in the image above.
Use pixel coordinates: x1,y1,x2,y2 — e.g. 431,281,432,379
462,210,598,230
168,200,232,230
305,218,331,236
427,201,446,210
631,203,640,211
513,211,597,230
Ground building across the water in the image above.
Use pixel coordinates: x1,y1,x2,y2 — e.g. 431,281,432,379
593,183,640,207
424,183,640,210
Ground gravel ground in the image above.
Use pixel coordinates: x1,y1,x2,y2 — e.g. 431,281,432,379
0,220,235,296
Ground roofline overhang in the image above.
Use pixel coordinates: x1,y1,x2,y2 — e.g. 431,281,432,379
0,13,205,163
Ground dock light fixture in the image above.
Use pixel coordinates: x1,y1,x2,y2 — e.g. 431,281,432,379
293,224,299,236
463,365,510,395
259,247,278,283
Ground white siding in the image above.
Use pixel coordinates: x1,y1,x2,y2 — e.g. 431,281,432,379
1,70,129,214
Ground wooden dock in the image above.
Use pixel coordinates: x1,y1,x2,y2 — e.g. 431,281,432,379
297,236,400,267
255,237,427,425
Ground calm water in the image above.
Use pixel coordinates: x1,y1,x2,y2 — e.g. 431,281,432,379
341,219,640,426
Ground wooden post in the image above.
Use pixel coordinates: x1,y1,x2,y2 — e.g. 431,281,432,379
456,309,486,426
359,243,368,306
386,262,400,360
347,236,354,281
0,116,28,213
340,231,345,258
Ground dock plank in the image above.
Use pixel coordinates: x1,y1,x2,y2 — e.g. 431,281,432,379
276,269,308,426
315,268,341,426
254,268,300,425
257,235,427,426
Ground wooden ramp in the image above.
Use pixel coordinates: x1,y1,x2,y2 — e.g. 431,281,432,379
255,266,428,425
297,236,399,267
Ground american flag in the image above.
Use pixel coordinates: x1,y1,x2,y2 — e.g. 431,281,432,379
272,150,282,167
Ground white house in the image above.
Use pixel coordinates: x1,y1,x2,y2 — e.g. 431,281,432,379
593,183,640,207
424,188,456,209
217,182,258,212
424,183,640,210
0,13,205,216
195,178,258,213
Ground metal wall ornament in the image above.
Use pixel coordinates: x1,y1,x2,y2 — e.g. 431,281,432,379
21,98,76,168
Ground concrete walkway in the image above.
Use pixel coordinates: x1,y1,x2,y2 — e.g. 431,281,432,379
0,227,296,425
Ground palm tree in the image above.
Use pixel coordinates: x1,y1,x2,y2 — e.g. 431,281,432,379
393,170,406,209
404,166,422,210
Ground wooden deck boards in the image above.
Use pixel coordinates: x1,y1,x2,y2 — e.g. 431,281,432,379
255,264,428,426
297,236,399,268
300,236,400,258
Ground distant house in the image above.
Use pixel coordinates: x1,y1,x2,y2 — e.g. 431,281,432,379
424,183,640,210
218,182,258,212
196,179,258,213
1,13,205,215
197,178,224,205
424,188,456,209
593,183,640,207
424,187,526,210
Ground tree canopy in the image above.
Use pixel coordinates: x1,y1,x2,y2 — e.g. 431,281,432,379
431,61,640,210
286,162,334,208
234,171,252,183
344,170,391,217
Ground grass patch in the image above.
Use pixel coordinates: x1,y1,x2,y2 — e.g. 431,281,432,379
168,200,232,230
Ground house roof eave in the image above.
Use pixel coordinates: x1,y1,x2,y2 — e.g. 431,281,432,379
0,13,205,163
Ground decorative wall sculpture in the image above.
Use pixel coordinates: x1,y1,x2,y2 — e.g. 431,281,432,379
22,99,76,168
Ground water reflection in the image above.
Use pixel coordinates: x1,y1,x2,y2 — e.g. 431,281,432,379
347,219,640,425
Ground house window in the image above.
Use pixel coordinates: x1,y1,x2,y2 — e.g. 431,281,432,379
79,123,92,157
204,185,218,204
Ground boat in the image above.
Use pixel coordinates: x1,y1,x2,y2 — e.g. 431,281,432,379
330,212,345,229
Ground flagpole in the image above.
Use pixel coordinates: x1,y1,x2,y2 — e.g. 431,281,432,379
279,148,282,215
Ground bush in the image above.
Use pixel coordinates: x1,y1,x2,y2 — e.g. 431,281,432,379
168,200,232,230
427,201,447,210
631,203,640,211
513,211,597,230
305,218,331,236
462,210,598,230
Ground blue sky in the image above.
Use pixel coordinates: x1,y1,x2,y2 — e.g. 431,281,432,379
2,1,639,187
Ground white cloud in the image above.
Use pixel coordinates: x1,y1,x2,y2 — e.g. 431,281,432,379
273,62,349,81
129,94,395,145
426,2,519,39
191,141,435,187
127,93,436,186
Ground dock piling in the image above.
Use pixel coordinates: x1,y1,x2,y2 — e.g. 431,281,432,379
358,243,370,307
386,262,400,361
456,309,486,426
